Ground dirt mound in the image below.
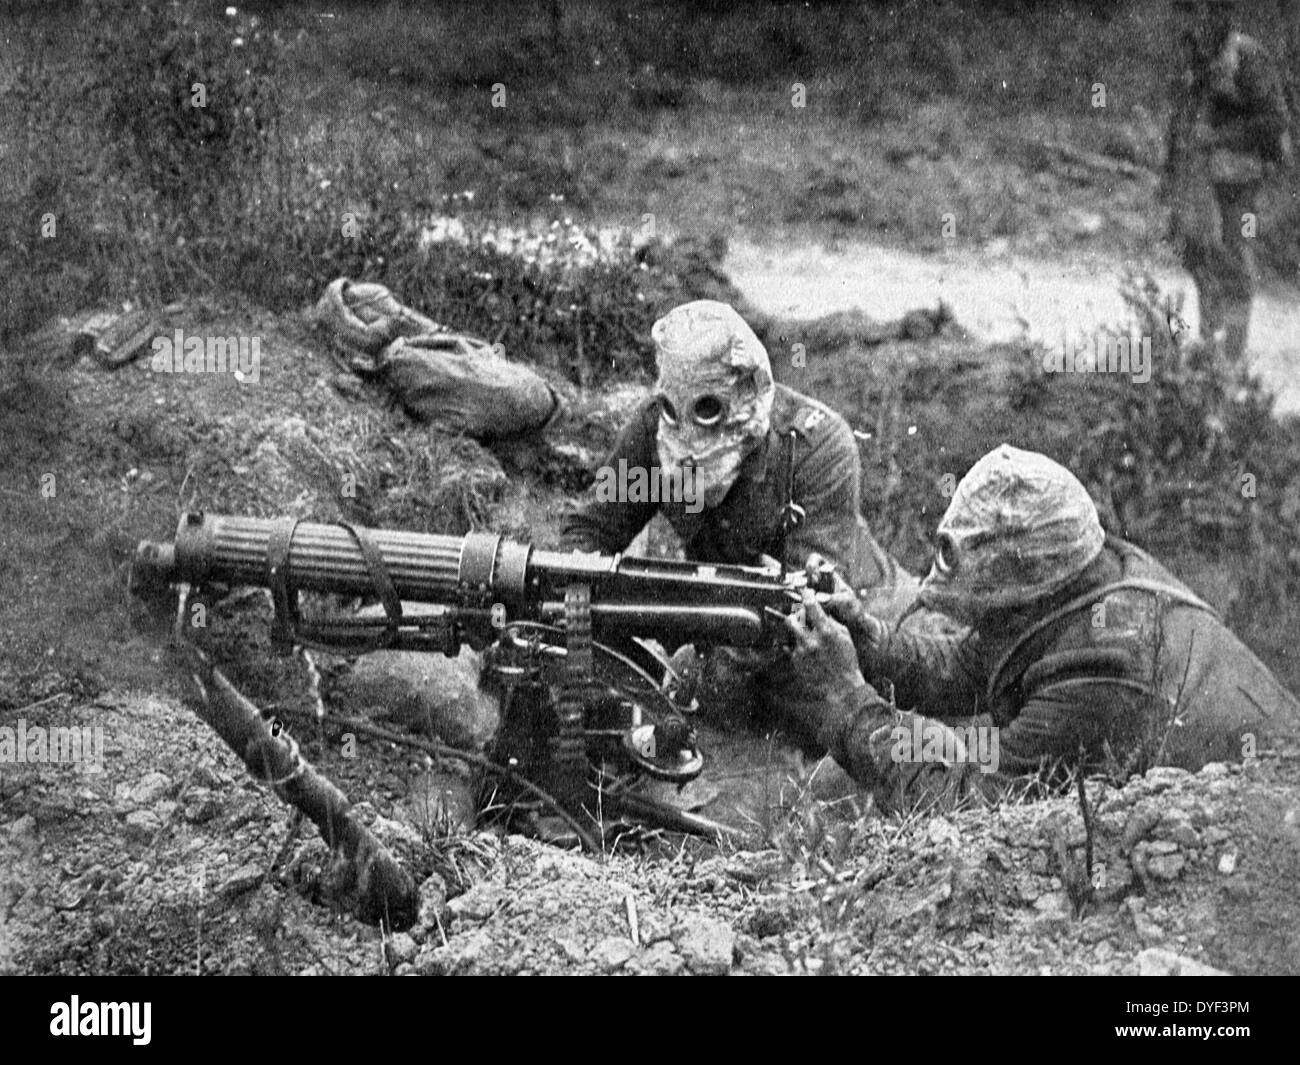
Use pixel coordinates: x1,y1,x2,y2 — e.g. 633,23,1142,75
329,750,1300,976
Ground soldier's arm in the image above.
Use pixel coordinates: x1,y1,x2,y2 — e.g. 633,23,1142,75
559,402,660,553
820,658,1156,814
788,592,990,810
865,626,988,718
818,688,989,812
1213,45,1291,158
817,563,985,714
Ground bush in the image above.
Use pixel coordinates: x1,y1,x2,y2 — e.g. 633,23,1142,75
301,203,743,385
88,1,281,211
1068,274,1300,613
0,14,130,343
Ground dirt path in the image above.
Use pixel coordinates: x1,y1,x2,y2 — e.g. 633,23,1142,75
727,241,1300,414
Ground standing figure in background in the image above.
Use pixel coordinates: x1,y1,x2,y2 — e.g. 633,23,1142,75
1163,0,1292,364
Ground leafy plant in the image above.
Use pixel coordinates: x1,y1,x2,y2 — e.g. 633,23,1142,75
88,1,281,211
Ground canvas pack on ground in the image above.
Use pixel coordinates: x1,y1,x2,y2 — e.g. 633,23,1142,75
314,277,562,440
379,331,562,438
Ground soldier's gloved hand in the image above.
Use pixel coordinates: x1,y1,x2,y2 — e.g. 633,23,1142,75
782,590,877,746
804,552,891,671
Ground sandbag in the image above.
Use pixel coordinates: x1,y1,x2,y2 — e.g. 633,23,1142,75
332,645,499,752
379,332,561,440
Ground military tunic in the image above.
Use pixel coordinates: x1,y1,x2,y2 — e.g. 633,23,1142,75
821,537,1300,812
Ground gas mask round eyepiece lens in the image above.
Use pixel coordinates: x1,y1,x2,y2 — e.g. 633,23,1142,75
934,531,960,576
660,397,679,426
691,394,726,427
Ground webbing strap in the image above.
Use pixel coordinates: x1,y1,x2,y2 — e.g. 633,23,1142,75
266,518,405,652
337,521,404,644
266,517,301,651
781,429,805,541
987,577,1220,703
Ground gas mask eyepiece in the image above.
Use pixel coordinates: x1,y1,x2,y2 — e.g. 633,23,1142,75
690,394,726,427
934,531,960,576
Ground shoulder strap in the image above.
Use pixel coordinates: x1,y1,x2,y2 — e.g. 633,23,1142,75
780,429,805,538
986,577,1220,703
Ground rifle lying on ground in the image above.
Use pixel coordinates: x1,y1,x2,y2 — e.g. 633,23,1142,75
131,512,835,855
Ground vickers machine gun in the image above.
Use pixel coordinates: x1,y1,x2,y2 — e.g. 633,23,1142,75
132,512,835,844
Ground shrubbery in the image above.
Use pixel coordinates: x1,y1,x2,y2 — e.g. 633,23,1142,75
326,209,742,384
0,15,127,343
89,1,281,209
1068,275,1300,615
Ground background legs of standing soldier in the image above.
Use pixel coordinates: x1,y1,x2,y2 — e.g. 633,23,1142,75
1180,180,1259,365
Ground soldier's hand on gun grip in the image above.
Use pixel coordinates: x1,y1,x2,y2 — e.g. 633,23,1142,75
782,590,870,727
804,552,890,662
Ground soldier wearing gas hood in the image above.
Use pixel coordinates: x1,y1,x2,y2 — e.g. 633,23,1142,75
782,445,1300,812
1163,0,1292,364
561,300,921,728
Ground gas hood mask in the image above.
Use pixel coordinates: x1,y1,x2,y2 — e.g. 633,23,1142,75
919,444,1105,624
651,301,775,510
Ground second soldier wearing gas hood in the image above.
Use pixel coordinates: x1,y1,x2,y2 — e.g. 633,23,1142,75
561,299,922,732
781,444,1300,812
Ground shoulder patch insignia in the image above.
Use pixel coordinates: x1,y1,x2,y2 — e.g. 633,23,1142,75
802,407,829,432
1093,590,1158,645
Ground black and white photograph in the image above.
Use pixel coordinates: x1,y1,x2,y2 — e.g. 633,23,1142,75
2,0,1298,1000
